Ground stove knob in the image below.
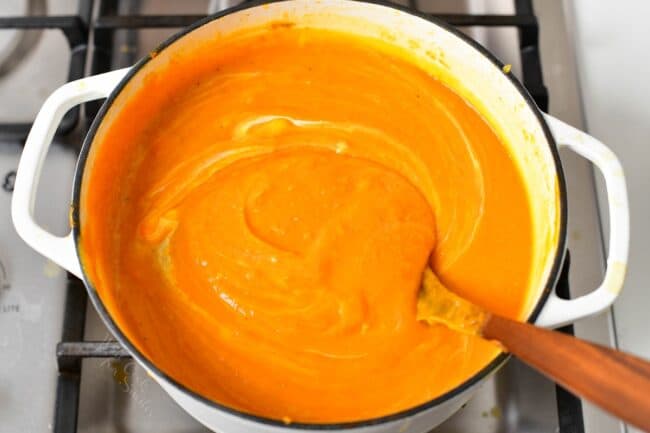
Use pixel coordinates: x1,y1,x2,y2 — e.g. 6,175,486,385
2,170,15,192
0,260,9,290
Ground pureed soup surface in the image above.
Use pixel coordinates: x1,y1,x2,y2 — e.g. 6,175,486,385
81,24,534,423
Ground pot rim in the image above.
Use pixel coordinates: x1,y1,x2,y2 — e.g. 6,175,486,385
71,0,568,429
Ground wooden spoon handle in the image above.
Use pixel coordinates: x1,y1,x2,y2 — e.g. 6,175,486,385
483,315,650,431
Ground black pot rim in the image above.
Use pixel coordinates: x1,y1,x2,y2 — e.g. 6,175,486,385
71,0,568,429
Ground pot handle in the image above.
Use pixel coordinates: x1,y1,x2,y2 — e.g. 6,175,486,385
11,68,130,279
536,115,629,328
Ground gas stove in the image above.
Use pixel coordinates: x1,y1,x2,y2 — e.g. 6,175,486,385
0,1,624,432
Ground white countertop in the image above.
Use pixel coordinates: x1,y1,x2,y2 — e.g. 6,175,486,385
570,3,650,431
570,1,650,357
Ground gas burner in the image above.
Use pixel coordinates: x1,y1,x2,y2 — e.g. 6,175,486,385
0,0,46,78
0,0,86,138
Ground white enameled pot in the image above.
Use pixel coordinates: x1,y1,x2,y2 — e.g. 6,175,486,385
11,1,629,432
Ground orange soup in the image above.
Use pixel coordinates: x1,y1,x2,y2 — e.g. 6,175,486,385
80,25,533,423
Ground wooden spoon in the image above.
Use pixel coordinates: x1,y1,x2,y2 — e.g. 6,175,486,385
417,267,650,431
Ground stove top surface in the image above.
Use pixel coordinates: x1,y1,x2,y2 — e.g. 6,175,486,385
0,1,618,432
0,142,76,432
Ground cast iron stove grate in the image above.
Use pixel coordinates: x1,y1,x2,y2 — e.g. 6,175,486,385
0,1,91,139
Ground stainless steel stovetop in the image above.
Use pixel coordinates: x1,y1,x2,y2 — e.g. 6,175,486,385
0,1,625,432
